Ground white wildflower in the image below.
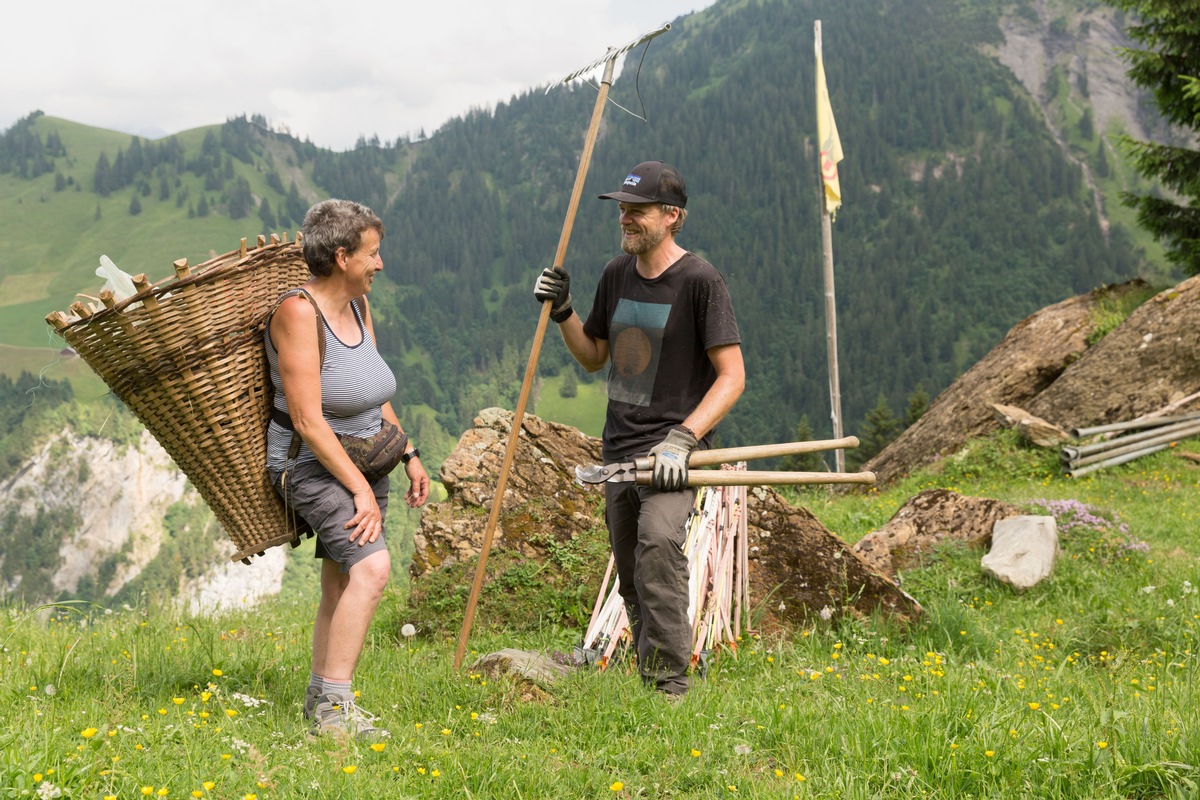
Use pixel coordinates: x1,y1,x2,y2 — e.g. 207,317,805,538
734,744,752,756
401,623,417,638
1140,585,1157,594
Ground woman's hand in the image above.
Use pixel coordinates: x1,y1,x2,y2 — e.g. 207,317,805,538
344,488,385,545
404,459,430,508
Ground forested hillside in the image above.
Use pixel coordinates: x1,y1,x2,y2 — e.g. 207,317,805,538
0,0,1159,460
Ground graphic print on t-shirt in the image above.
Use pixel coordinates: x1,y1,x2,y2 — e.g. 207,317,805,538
608,299,671,407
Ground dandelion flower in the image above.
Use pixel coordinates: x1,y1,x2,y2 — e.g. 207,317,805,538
81,728,99,738
172,697,185,705
342,765,357,775
1028,702,1041,710
157,789,169,796
370,743,386,752
985,751,994,758
1097,741,1108,749
243,795,257,800
192,792,203,798
212,669,223,677
441,728,451,736
691,749,701,757
610,782,624,791
203,783,215,791
432,770,441,777
224,709,238,718
775,769,784,777
141,788,155,796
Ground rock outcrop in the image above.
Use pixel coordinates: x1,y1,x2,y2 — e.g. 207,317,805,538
0,427,285,611
866,275,1200,485
410,409,921,631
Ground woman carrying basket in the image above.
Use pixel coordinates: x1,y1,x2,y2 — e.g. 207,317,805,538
265,199,429,739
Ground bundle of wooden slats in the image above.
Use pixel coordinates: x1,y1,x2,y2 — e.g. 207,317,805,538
579,468,750,670
45,235,312,563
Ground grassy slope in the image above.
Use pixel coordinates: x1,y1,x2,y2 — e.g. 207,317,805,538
0,117,305,375
2,430,1197,798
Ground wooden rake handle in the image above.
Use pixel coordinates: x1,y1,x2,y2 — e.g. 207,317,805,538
636,469,876,487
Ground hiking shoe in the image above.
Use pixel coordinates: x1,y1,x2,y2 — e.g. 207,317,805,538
303,684,321,721
310,691,389,740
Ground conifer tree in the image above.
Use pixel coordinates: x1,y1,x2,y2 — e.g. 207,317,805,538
1109,0,1200,274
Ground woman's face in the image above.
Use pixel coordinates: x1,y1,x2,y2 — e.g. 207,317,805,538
342,227,383,293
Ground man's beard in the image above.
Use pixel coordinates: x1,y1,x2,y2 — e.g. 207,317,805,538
620,224,667,256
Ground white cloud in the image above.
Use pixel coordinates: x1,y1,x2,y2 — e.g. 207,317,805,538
4,0,710,150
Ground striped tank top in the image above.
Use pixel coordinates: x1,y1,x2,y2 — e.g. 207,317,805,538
264,291,397,471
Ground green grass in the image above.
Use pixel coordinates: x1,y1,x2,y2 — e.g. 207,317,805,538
3,429,1199,798
530,372,606,438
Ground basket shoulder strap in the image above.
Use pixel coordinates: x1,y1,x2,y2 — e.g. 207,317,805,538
267,288,327,462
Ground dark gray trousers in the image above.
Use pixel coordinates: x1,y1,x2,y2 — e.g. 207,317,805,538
605,482,695,695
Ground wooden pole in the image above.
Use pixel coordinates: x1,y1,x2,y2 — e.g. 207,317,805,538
815,20,845,473
452,56,620,671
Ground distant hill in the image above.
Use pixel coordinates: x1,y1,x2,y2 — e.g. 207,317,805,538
0,0,1172,457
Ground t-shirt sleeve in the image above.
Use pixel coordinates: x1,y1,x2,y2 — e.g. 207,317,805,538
697,273,741,350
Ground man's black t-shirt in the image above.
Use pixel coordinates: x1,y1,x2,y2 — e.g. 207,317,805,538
583,252,741,461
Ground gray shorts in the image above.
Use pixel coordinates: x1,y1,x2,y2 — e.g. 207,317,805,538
271,459,389,572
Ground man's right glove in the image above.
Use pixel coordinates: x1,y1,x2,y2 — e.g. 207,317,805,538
648,426,698,492
534,267,573,323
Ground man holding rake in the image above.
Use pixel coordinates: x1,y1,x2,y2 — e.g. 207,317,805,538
534,160,744,697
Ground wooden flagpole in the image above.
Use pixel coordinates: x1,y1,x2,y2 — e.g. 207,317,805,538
815,20,845,473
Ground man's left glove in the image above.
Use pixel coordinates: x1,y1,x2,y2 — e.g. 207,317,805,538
648,426,698,491
534,267,573,323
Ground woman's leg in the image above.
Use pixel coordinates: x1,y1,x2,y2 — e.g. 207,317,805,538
318,549,392,681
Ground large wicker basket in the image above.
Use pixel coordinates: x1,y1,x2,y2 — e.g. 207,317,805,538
47,234,312,563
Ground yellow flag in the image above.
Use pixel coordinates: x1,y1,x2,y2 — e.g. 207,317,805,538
816,36,843,217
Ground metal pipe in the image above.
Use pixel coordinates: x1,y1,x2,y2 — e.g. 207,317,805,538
1062,418,1200,461
1064,421,1200,468
1066,444,1169,478
1071,410,1200,438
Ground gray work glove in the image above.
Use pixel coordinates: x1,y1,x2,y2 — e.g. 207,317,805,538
534,267,573,323
648,426,698,491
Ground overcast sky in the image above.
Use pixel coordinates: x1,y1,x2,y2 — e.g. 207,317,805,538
3,0,715,151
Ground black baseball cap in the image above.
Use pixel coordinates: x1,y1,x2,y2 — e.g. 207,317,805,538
598,161,688,208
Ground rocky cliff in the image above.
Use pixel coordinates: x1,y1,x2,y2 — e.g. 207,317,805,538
0,426,284,612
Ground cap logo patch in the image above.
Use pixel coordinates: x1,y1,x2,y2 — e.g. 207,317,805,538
622,174,641,188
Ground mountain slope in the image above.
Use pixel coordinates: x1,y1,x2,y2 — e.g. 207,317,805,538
0,0,1164,454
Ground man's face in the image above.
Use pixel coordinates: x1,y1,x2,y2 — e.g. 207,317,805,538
617,202,673,256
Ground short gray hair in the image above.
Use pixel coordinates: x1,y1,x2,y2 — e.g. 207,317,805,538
663,204,687,235
301,199,384,277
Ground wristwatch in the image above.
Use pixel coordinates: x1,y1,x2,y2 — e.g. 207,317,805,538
401,448,421,464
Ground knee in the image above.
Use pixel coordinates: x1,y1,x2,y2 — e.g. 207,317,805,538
352,553,391,596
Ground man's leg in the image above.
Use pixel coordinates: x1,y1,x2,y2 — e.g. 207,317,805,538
606,482,645,659
633,487,695,696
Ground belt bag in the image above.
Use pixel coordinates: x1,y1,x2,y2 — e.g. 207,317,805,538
274,408,408,484
336,419,408,483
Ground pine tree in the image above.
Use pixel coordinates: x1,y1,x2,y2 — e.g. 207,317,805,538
1108,0,1200,274
853,393,902,467
905,385,930,427
780,416,827,472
